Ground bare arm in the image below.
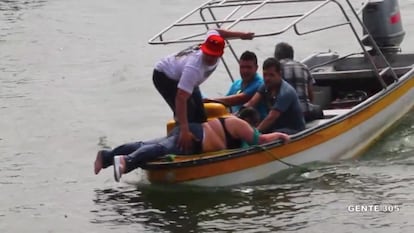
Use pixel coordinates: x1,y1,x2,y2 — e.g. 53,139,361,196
257,109,280,133
227,117,257,143
228,117,289,145
176,89,190,130
244,92,261,108
213,93,251,106
176,89,197,152
258,132,290,144
215,29,254,40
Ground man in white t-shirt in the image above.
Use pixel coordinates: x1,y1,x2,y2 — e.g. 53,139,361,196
153,29,254,152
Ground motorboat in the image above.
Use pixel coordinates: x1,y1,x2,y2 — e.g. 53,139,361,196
141,0,414,187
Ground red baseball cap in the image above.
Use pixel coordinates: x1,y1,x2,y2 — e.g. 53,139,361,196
200,34,225,57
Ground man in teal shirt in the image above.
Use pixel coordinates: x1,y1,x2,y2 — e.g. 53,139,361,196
208,51,267,119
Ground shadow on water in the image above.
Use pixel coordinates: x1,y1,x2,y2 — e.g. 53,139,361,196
91,185,242,232
91,181,315,232
89,163,366,232
90,155,414,232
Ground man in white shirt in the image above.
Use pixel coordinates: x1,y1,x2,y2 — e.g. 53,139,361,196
153,29,254,152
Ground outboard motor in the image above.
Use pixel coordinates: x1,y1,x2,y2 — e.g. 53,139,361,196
362,0,405,53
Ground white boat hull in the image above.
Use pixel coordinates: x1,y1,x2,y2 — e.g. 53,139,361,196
180,77,414,187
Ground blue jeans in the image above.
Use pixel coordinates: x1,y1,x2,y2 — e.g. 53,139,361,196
99,123,203,173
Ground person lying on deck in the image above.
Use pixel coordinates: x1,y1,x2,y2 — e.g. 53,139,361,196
94,108,290,182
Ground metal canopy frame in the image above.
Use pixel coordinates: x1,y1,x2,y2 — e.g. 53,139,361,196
148,0,397,87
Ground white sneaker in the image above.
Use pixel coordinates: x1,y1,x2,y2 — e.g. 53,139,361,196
113,156,123,182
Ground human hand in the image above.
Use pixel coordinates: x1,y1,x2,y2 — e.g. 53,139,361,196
241,32,255,40
278,133,290,143
178,129,198,153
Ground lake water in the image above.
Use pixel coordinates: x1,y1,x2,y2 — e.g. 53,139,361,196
1,0,414,232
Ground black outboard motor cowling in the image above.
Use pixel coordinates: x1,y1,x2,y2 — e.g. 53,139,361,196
362,0,405,51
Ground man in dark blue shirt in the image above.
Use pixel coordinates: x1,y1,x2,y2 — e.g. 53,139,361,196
243,57,305,134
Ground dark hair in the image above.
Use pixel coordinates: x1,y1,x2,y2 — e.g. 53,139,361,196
274,42,294,60
240,50,258,65
238,107,260,126
262,57,281,73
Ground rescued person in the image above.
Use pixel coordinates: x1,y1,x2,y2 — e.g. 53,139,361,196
94,108,289,182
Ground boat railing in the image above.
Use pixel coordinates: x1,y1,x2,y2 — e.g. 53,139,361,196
148,0,398,88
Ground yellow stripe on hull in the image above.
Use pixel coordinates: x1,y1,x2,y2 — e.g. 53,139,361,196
145,76,414,185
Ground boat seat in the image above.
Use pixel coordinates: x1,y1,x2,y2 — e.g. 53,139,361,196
166,103,231,134
322,108,352,117
305,108,352,128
